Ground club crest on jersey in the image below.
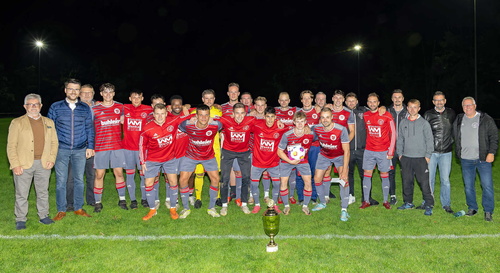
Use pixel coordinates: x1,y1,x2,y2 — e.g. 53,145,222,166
114,108,121,114
288,110,294,116
339,115,345,121
167,125,174,132
260,139,275,152
303,138,310,144
378,119,384,125
330,134,337,141
312,114,318,119
206,130,213,136
273,133,280,139
243,125,249,131
471,122,479,129
141,112,147,118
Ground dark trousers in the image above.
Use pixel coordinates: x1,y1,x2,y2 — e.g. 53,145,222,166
67,156,95,206
221,149,251,203
400,156,434,206
389,152,400,196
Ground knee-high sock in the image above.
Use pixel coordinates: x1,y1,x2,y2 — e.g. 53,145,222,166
363,174,372,202
251,180,260,206
125,169,136,201
272,179,280,203
235,175,242,199
153,179,160,201
94,187,103,203
315,181,325,204
303,189,312,206
381,173,390,202
180,187,190,209
169,185,178,207
116,181,126,199
289,171,297,199
145,185,156,208
340,185,350,209
139,171,145,200
262,172,270,197
323,175,331,198
280,189,290,206
195,173,204,200
165,179,171,201
209,186,218,209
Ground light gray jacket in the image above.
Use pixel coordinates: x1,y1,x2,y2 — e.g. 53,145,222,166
396,115,433,159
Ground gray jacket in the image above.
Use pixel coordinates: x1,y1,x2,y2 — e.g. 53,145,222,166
396,115,434,158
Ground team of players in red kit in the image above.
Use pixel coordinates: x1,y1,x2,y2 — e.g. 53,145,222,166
87,81,399,222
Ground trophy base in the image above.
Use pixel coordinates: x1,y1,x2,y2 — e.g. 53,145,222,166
266,244,278,252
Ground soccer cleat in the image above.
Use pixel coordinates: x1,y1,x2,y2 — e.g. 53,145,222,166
325,196,331,204
189,196,195,206
359,201,371,209
248,196,255,205
289,196,297,204
348,194,356,205
220,207,228,216
466,209,477,216
194,199,202,209
141,199,149,208
312,203,327,211
53,211,66,221
118,200,129,210
142,209,157,221
16,221,26,230
329,192,336,199
235,198,242,207
74,209,92,217
179,209,191,219
93,203,103,213
278,197,283,204
207,208,221,217
130,200,138,209
39,217,55,225
424,207,433,216
397,203,415,210
443,206,454,214
241,205,251,214
340,210,350,222
389,195,397,205
283,206,291,215
215,198,223,207
251,205,261,214
383,201,391,209
154,200,160,210
165,199,171,209
302,206,311,215
170,208,179,220
273,205,282,214
369,198,380,206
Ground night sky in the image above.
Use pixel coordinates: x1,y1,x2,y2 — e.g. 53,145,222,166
1,0,499,116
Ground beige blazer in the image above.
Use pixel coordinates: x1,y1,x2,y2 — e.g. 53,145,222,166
7,114,58,170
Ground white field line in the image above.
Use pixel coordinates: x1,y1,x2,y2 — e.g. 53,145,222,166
1,233,500,241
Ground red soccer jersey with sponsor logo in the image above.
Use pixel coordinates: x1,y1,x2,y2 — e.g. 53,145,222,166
122,104,153,151
169,114,192,159
300,107,320,127
313,123,350,159
278,129,314,164
221,102,237,116
139,115,190,163
332,107,354,128
179,120,223,160
92,102,124,152
219,116,255,152
364,111,396,156
251,120,288,168
275,106,299,130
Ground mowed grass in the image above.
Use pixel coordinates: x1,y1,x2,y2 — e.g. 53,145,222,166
0,117,499,272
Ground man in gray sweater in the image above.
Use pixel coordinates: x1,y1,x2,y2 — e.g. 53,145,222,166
396,99,435,215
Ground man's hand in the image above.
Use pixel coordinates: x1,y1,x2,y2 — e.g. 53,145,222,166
86,149,95,159
13,166,23,176
45,162,55,170
387,155,393,160
425,157,430,164
141,164,147,173
486,153,495,163
378,106,387,115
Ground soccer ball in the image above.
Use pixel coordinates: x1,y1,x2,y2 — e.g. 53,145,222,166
287,144,306,162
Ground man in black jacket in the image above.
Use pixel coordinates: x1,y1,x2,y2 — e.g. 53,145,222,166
423,91,456,213
453,97,498,221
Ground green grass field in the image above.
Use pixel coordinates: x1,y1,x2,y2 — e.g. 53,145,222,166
0,117,499,272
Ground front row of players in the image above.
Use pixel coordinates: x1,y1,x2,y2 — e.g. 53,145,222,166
140,101,355,221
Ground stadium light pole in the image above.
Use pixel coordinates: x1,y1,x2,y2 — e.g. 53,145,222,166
354,44,362,95
35,40,44,93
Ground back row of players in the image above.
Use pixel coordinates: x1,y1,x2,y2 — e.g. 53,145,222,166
48,80,481,222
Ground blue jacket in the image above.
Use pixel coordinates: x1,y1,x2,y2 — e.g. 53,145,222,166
48,99,95,150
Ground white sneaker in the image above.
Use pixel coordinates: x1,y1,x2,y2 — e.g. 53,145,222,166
348,194,356,205
283,206,291,215
207,208,220,217
179,209,191,219
241,205,251,214
165,199,171,209
325,196,331,204
189,196,195,206
220,207,228,216
154,200,160,210
248,196,255,205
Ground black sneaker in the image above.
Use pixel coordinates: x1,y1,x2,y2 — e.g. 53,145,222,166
130,200,138,209
443,206,454,214
66,206,74,212
39,217,55,225
329,192,336,199
389,196,397,205
194,199,202,209
118,200,129,210
416,204,425,210
215,198,223,207
465,209,477,216
369,198,379,206
16,221,26,230
485,212,493,222
94,203,103,213
141,199,149,208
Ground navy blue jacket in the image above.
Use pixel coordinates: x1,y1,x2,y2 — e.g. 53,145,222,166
48,99,95,150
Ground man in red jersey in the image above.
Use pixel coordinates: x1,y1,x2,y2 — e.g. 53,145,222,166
240,92,254,114
359,93,396,210
221,82,240,116
92,83,127,213
122,89,153,209
139,103,191,221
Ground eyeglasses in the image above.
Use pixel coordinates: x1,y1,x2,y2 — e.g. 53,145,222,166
25,103,41,107
66,88,80,92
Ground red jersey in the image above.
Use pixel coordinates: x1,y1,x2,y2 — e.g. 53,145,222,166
139,115,189,163
221,102,237,116
251,120,288,168
278,129,314,164
313,123,350,159
332,107,354,128
219,116,255,152
122,104,153,151
275,106,299,130
92,102,124,152
170,114,191,159
179,120,222,160
364,111,396,156
300,107,320,127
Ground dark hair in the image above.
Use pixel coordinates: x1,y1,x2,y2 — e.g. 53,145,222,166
130,89,143,96
64,78,81,88
264,106,276,115
170,95,183,104
197,104,210,112
233,102,245,111
345,92,357,99
99,83,115,92
150,94,165,104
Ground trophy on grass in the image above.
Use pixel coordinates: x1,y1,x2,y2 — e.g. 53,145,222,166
262,199,280,252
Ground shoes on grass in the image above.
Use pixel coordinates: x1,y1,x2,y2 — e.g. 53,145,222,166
466,209,477,216
312,203,327,211
485,212,493,222
359,201,371,209
179,209,191,219
16,221,26,230
424,206,433,216
389,195,397,205
130,200,138,209
220,207,228,216
74,209,92,217
340,210,350,222
94,203,103,213
53,211,66,221
141,199,149,208
241,206,251,214
207,208,220,217
118,200,129,210
170,208,179,220
39,217,54,225
443,206,454,214
397,202,415,210
194,199,202,209
142,209,157,221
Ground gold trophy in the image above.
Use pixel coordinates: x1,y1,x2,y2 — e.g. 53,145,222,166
262,199,280,252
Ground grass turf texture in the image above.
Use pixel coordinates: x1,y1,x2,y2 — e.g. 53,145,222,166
1,117,499,272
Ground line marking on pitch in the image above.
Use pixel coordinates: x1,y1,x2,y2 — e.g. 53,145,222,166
1,233,500,241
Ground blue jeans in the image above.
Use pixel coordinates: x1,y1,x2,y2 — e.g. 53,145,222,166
55,148,86,212
460,159,494,213
429,152,452,207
